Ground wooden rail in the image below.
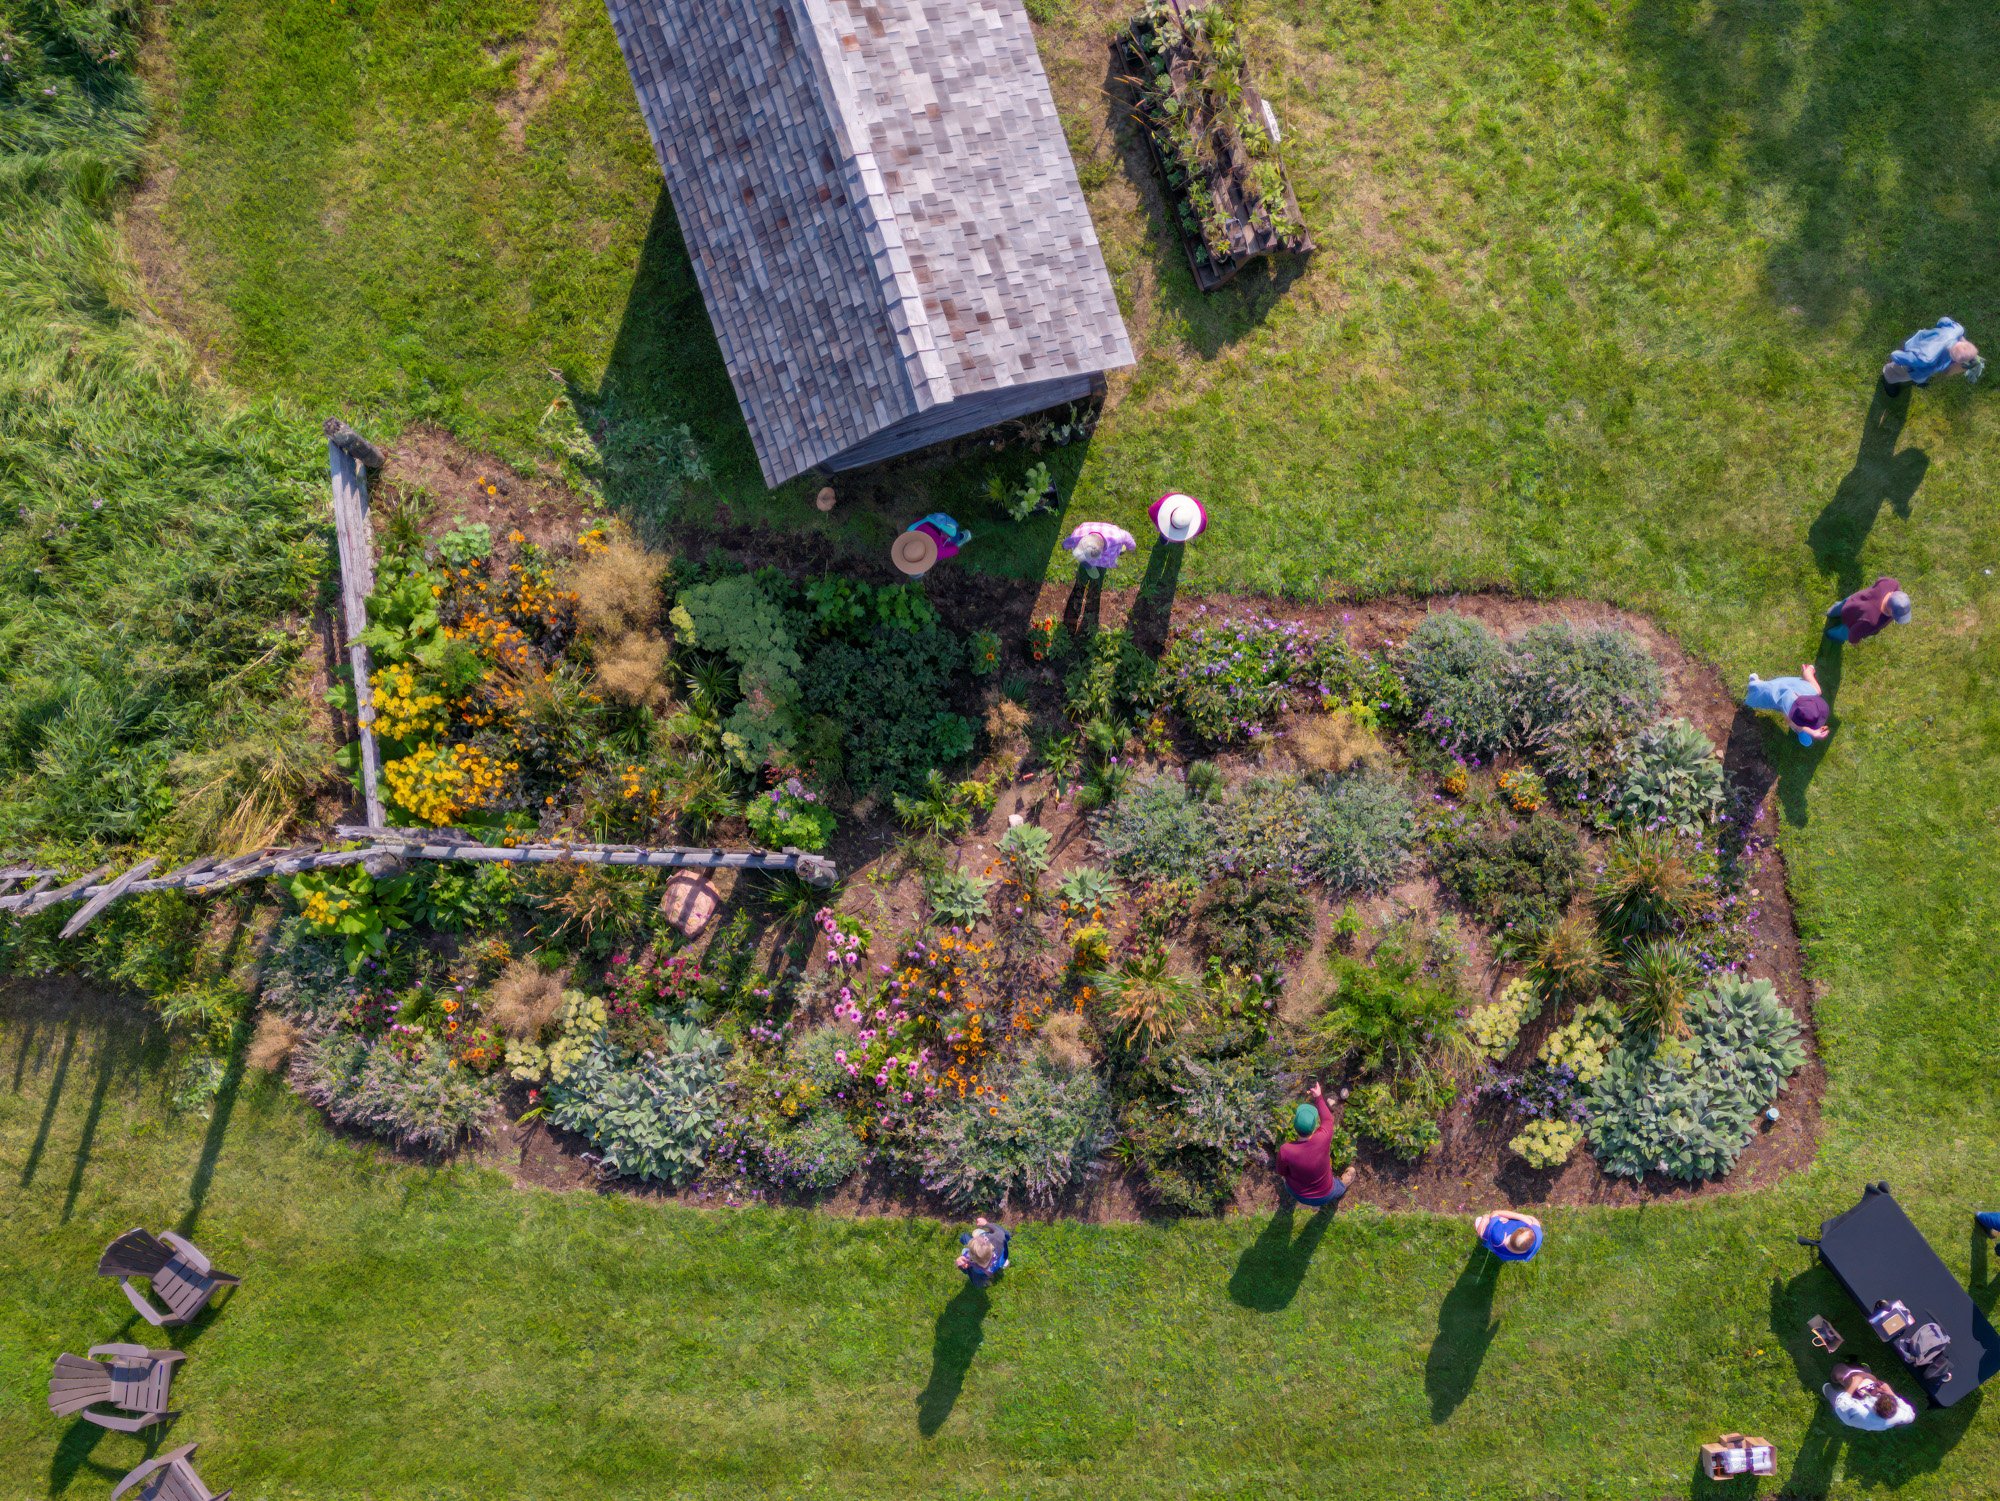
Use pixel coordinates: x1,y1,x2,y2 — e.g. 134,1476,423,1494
326,418,386,828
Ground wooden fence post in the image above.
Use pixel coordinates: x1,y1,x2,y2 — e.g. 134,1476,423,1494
326,418,386,829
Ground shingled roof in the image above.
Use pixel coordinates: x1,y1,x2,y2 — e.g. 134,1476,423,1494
605,0,1136,486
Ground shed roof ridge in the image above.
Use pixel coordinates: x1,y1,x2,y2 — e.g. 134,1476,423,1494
789,0,953,412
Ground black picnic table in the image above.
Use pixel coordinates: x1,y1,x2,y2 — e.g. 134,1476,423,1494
1806,1183,2000,1407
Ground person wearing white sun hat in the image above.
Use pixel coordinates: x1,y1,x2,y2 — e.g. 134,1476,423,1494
1149,491,1207,544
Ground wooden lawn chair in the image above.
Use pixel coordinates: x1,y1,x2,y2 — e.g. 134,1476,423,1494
97,1228,240,1327
47,1345,184,1432
110,1443,231,1501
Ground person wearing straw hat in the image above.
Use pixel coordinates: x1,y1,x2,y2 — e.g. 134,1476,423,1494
1061,520,1137,579
1149,491,1207,545
892,513,972,578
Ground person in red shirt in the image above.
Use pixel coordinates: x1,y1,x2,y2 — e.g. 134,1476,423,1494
1825,577,1911,644
1275,1082,1350,1209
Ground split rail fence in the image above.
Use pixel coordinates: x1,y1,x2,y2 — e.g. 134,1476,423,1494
0,419,836,943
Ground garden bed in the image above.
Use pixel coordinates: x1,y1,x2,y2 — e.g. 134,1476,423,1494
1119,0,1314,290
247,448,1817,1222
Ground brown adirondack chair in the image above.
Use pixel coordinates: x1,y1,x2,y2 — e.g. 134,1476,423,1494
110,1443,231,1501
97,1228,240,1327
47,1345,184,1432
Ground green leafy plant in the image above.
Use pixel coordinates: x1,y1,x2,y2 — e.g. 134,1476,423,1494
1198,875,1316,976
1063,627,1157,727
800,623,969,791
967,629,1002,676
1510,1118,1583,1170
1056,866,1117,910
1614,718,1725,837
434,518,492,567
290,1030,501,1151
1092,773,1215,879
1345,1074,1457,1163
745,776,836,852
996,822,1054,882
543,1027,731,1185
925,867,995,928
986,460,1055,523
1430,815,1583,933
1588,977,1806,1181
288,864,418,973
892,769,982,839
1310,945,1468,1079
916,1055,1112,1209
1466,977,1542,1061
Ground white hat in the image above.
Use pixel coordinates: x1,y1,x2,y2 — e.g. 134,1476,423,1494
1153,492,1206,542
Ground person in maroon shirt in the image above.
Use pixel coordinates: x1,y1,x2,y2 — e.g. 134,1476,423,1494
1275,1082,1350,1209
1825,577,1911,644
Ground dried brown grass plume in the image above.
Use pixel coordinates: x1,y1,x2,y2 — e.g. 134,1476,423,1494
484,959,568,1041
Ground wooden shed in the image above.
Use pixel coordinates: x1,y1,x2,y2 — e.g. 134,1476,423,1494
604,0,1136,485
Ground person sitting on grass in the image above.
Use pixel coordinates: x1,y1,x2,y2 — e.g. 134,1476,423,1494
1474,1210,1543,1262
956,1217,1011,1287
1824,1363,1916,1430
1825,577,1911,644
1746,664,1832,746
1275,1081,1351,1210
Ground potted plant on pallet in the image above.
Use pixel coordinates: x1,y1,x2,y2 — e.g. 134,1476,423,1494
1120,0,1314,291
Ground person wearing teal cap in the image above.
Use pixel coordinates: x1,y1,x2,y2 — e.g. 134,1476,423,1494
1275,1081,1348,1209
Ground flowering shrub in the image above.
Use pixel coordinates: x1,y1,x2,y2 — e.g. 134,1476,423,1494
290,1029,501,1151
1158,610,1351,743
1119,1047,1280,1214
968,629,1002,676
369,664,448,743
288,865,417,973
745,776,835,852
1510,1118,1583,1169
1026,615,1069,662
382,742,516,825
1465,978,1542,1061
917,1055,1112,1210
1345,1074,1457,1163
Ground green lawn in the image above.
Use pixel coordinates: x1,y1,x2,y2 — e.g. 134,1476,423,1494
1,0,1997,1494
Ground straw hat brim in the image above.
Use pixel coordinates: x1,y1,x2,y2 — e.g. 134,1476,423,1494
893,529,939,575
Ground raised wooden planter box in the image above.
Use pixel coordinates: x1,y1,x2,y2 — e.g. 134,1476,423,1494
1120,0,1313,291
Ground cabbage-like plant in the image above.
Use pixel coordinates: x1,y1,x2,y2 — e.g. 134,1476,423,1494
1614,719,1725,837
924,867,994,928
542,1028,730,1185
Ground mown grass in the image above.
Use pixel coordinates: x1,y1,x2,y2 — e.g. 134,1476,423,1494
0,0,1995,1495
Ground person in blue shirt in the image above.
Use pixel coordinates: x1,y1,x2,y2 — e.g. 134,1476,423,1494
1745,664,1832,747
1882,318,1983,394
956,1217,1011,1286
1474,1210,1543,1261
1976,1210,2000,1244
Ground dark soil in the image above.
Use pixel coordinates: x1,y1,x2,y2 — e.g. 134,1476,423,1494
318,439,1821,1222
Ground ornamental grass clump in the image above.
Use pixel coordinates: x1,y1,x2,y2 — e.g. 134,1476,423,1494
1587,977,1805,1181
917,1055,1112,1210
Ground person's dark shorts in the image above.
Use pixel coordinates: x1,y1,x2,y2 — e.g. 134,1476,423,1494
1284,1179,1346,1209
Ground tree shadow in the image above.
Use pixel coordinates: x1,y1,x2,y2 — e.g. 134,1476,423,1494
175,1011,252,1239
18,1013,81,1189
1623,0,2000,336
61,1024,142,1223
1806,389,1927,595
915,1281,990,1437
1423,1248,1502,1423
1228,1197,1336,1312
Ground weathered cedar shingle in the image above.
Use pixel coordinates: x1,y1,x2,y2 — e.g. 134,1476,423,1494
603,0,1135,485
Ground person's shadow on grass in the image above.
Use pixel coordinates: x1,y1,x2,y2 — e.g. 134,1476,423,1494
1807,387,1927,596
1424,1248,1502,1423
1129,542,1183,658
916,1282,990,1436
1228,1197,1335,1312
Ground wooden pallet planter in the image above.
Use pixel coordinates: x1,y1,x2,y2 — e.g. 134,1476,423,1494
1119,0,1313,291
